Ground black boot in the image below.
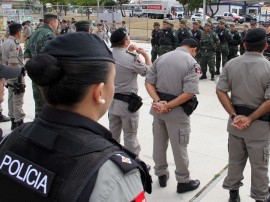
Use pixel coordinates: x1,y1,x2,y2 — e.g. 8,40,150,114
177,180,200,193
211,73,215,81
229,190,240,202
214,70,220,75
0,113,10,122
158,175,168,188
16,120,24,128
11,118,17,130
199,73,207,80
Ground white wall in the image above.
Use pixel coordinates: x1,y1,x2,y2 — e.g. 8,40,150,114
98,13,122,23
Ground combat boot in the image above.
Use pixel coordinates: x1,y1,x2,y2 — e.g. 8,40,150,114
214,70,220,75
229,190,240,202
199,73,207,80
158,175,168,188
177,180,200,193
0,113,10,122
11,118,17,130
16,119,24,128
211,73,215,81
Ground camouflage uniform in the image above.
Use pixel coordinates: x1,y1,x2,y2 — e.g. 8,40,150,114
240,29,247,55
95,30,109,44
192,26,203,64
228,29,241,61
159,28,178,56
24,24,56,118
151,27,161,63
2,35,25,125
200,26,220,80
177,27,192,45
215,25,233,74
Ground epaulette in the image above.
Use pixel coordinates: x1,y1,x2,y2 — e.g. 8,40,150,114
126,50,137,56
110,152,138,174
126,50,141,62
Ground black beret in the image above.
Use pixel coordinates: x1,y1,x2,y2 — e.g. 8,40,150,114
75,20,90,29
243,28,266,45
180,38,199,48
110,28,128,44
40,32,115,63
9,23,22,32
262,21,270,27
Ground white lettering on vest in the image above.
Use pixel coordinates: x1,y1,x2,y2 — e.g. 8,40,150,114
26,168,38,186
36,175,47,194
0,155,12,169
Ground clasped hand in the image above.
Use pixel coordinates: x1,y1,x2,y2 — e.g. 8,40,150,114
231,115,252,130
152,101,171,114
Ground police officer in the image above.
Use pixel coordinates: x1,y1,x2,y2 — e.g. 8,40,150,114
200,22,220,81
197,20,204,31
145,38,200,193
228,23,241,61
95,23,109,44
151,22,161,63
250,21,257,29
192,21,203,64
240,24,249,55
2,23,25,130
215,20,233,75
262,21,270,60
216,28,270,202
0,64,21,139
159,20,178,56
24,13,58,119
75,20,91,33
0,32,152,201
108,28,152,157
177,19,192,46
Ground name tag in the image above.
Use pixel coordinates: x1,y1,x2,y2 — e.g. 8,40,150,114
0,151,55,197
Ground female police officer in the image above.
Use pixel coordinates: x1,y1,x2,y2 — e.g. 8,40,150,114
0,32,151,201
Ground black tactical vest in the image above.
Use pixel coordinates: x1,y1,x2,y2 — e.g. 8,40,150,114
0,119,151,202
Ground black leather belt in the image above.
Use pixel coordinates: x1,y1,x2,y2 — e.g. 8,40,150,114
114,93,130,103
234,105,270,122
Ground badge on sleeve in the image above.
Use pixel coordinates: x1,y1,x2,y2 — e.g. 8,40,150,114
194,64,200,74
131,191,146,202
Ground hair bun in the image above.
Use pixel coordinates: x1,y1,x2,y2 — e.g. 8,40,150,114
25,54,62,86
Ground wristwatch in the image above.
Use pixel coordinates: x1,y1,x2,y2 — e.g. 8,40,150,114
231,113,236,121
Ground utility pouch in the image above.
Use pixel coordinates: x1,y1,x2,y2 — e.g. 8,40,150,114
181,95,198,116
128,93,143,113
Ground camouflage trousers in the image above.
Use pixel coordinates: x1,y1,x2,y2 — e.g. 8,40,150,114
200,51,215,74
158,45,174,56
151,45,159,63
228,46,239,61
32,82,45,119
216,49,229,71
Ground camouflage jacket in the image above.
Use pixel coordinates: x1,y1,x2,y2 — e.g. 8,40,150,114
24,24,56,58
228,30,241,47
200,30,220,52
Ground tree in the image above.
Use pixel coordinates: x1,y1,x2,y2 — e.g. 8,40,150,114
207,0,221,17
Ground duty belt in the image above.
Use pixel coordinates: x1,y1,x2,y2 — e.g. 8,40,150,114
233,105,270,122
114,93,131,103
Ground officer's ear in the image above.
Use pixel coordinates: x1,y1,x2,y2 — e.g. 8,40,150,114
93,82,105,105
264,42,269,51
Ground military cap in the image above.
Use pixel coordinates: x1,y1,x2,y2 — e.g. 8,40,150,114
243,28,266,45
179,19,186,24
110,28,129,44
193,21,199,25
229,23,236,27
153,22,160,26
207,18,212,22
75,20,90,30
62,19,67,23
40,32,115,63
96,23,102,26
219,20,226,25
204,22,211,27
163,20,170,24
197,20,202,23
169,22,174,27
44,13,57,20
261,21,270,27
250,21,256,25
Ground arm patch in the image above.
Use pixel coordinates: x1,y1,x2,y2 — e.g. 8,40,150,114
110,152,138,174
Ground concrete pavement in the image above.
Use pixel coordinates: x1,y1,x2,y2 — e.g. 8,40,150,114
0,41,263,202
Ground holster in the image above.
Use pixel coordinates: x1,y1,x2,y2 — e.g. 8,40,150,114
114,93,143,113
157,91,198,116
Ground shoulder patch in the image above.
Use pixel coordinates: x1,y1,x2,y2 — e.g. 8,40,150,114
110,152,138,174
194,63,201,74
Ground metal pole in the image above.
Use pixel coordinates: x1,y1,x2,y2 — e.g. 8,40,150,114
129,7,131,34
203,0,206,24
97,0,100,20
146,8,148,39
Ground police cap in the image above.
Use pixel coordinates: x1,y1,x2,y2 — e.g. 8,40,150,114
44,13,58,21
180,38,199,48
193,21,199,25
207,18,212,23
96,23,102,26
219,20,226,25
62,19,67,23
110,28,129,44
243,28,266,45
197,20,202,24
179,19,186,24
229,23,236,27
153,22,160,26
250,21,256,25
261,21,270,27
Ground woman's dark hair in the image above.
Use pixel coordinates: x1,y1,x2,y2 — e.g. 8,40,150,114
245,41,266,52
25,54,111,107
